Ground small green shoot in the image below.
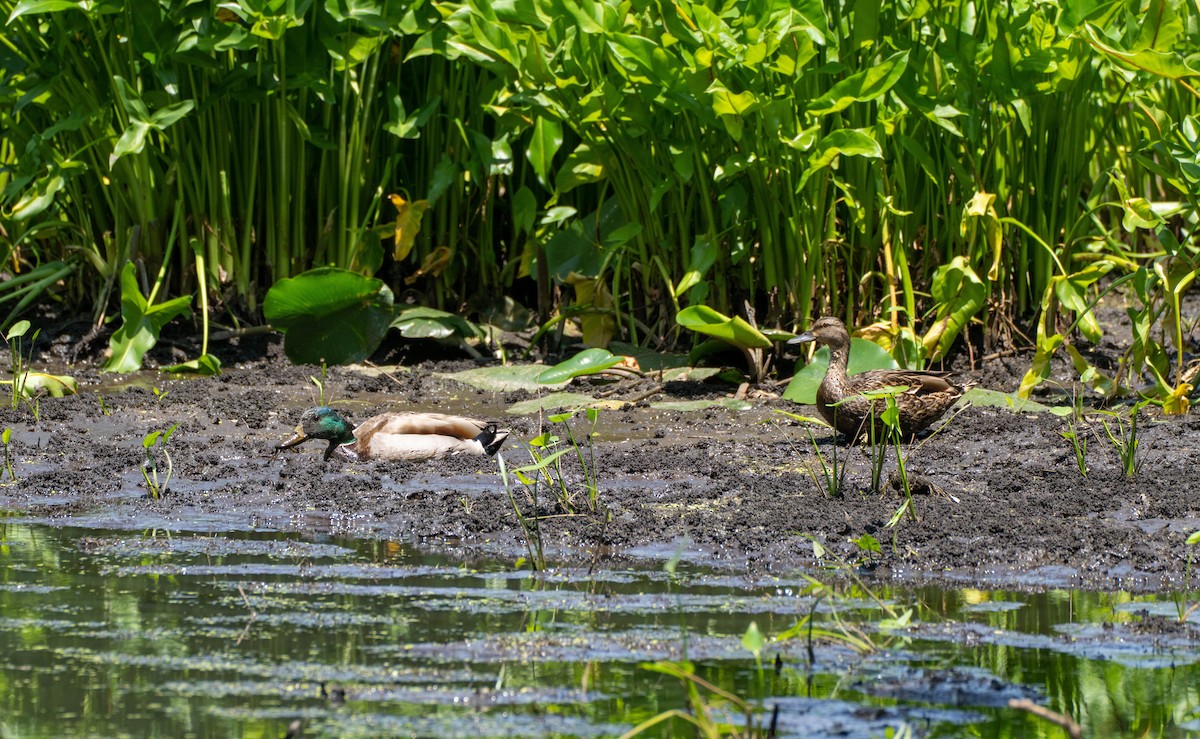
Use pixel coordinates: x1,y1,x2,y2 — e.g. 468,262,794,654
311,361,328,405
141,423,180,499
804,427,845,498
97,395,112,416
152,387,170,403
1060,388,1088,477
1100,401,1147,478
1,428,14,481
5,320,37,410
517,410,604,514
496,453,545,571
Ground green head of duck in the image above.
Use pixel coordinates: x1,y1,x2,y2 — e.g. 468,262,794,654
277,406,357,460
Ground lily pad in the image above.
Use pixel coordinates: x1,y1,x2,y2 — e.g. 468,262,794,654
784,339,899,404
650,398,754,412
263,268,394,366
506,392,625,415
537,348,627,384
437,365,569,393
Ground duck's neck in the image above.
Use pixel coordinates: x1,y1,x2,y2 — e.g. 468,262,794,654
823,338,852,392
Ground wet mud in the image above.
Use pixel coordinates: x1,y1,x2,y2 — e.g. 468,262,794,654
2,318,1199,595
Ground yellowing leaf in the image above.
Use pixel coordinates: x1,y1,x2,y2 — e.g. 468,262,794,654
565,272,615,348
389,193,429,261
403,246,452,285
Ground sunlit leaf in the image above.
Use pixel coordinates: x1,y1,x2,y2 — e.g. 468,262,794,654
389,193,430,261
263,268,393,366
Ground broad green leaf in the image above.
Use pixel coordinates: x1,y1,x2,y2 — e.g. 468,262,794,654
391,306,482,341
9,371,77,398
783,338,898,404
526,116,562,190
922,257,986,361
506,392,625,415
649,398,753,412
536,348,626,384
675,236,717,297
162,354,222,376
808,51,908,115
7,1,84,20
741,622,764,656
676,305,771,350
9,174,65,221
800,129,883,184
5,320,30,341
104,263,193,373
437,364,569,393
263,268,393,366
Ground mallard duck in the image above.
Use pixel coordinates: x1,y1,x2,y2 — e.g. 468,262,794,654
275,406,510,461
789,317,969,441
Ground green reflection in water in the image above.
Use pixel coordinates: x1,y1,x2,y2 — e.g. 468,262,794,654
0,519,1197,737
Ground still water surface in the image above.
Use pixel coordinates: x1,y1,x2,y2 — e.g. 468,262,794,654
1,518,1198,737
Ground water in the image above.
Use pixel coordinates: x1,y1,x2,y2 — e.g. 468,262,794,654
1,518,1197,737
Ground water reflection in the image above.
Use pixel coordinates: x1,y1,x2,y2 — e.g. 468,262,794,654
0,519,1196,737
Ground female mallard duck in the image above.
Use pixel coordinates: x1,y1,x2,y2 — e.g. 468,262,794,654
275,406,510,462
789,317,969,441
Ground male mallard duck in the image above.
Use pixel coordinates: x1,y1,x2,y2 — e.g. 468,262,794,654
275,406,510,462
789,317,969,441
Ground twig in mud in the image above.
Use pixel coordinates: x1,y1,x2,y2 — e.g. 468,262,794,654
1007,698,1082,738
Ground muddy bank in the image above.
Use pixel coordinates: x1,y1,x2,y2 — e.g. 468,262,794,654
1,322,1198,595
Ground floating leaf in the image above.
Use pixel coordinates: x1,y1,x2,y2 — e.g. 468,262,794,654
649,398,753,412
437,365,569,393
505,392,625,415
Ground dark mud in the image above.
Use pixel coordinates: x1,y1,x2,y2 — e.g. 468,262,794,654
2,314,1199,594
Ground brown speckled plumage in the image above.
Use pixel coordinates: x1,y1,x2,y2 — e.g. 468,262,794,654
791,317,969,441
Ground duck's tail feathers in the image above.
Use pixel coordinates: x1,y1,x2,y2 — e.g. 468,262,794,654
474,424,511,456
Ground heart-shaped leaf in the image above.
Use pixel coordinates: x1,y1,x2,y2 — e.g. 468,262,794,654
264,268,394,366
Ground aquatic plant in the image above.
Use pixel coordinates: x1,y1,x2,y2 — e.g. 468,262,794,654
1099,401,1147,478
803,426,846,499
496,453,546,572
1,428,14,481
1060,389,1089,478
4,320,35,410
518,410,604,514
141,424,180,500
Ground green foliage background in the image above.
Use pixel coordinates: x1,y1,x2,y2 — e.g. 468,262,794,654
1,0,1198,400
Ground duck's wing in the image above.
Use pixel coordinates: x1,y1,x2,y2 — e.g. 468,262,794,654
852,370,960,396
354,412,491,441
